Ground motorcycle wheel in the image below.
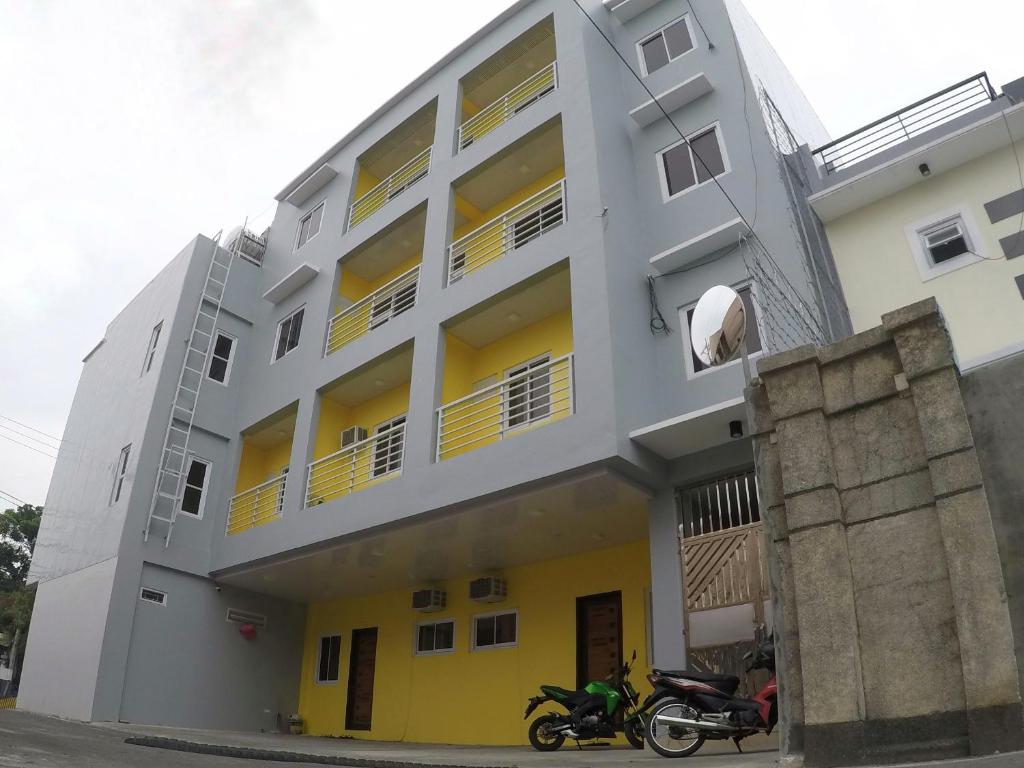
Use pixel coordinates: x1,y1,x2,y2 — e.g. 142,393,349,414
528,715,566,752
624,718,645,749
644,699,705,758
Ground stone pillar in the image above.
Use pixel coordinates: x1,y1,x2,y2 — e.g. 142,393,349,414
748,298,1023,768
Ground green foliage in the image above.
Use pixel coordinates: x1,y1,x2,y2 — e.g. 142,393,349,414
0,503,42,683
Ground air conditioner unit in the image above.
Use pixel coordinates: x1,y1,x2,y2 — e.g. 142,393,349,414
412,588,447,613
469,577,507,603
341,426,368,448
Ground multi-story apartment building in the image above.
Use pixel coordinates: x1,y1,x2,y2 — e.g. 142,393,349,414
19,0,846,744
806,73,1024,370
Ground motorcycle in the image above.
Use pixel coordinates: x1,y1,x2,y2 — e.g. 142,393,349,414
524,649,645,751
641,637,778,758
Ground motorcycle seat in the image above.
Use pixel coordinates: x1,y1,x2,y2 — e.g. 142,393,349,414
653,668,741,694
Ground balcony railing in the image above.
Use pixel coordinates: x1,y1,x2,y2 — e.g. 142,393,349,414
458,62,558,150
305,421,406,506
447,179,566,286
348,147,432,231
812,72,997,174
325,265,420,355
226,473,287,536
436,353,574,461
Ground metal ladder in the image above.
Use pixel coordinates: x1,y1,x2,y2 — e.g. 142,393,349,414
143,233,233,546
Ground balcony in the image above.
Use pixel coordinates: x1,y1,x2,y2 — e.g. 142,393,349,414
307,343,412,506
458,15,556,152
438,264,573,460
459,63,557,150
436,353,574,461
327,206,425,355
812,72,997,175
348,100,437,231
449,117,565,285
227,406,297,535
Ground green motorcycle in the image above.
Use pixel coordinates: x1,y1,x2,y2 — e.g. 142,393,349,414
524,650,645,751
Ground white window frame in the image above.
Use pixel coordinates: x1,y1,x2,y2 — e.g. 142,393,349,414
372,414,406,478
637,14,698,76
142,321,163,375
110,443,132,504
272,306,305,363
656,122,731,203
207,331,237,386
503,354,553,432
471,609,518,651
315,633,342,685
178,455,212,520
139,587,167,606
413,618,456,656
904,204,987,282
679,283,764,380
295,200,326,251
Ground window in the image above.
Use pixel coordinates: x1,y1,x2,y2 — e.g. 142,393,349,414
512,200,564,250
276,466,289,515
683,286,761,376
274,307,304,361
372,415,406,478
472,611,517,650
110,444,131,504
905,207,986,281
659,125,728,199
296,202,324,250
369,282,416,329
415,619,455,655
449,252,467,283
207,332,236,384
506,356,551,428
142,322,162,374
317,635,342,683
639,16,695,75
179,457,211,518
139,587,167,606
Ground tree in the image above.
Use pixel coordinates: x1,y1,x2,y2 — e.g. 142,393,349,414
0,503,42,689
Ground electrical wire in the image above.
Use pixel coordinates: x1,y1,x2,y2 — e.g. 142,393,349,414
0,432,58,460
0,414,62,443
0,488,27,505
997,102,1024,260
0,422,61,451
684,0,715,49
569,0,828,343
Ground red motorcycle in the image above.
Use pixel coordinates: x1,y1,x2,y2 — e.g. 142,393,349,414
641,638,777,758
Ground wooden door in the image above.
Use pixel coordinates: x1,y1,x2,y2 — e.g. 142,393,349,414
576,591,623,689
345,627,378,731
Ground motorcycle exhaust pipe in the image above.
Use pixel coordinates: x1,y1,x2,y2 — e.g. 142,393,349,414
653,714,738,733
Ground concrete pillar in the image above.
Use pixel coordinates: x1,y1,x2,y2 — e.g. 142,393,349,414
647,487,686,669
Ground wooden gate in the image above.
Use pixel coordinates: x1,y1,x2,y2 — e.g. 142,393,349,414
683,522,767,621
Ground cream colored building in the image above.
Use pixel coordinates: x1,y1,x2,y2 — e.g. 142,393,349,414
808,73,1024,369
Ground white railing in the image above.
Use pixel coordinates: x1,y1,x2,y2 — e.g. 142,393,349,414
447,178,566,286
226,473,287,536
436,353,574,461
348,147,432,231
325,265,420,355
305,422,405,506
458,62,558,150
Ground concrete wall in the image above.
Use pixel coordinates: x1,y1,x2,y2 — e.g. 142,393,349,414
749,298,1023,767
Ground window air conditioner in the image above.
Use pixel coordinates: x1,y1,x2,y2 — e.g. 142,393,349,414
412,588,447,612
469,577,507,603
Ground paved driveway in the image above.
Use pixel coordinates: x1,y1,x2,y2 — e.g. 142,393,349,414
1,709,779,767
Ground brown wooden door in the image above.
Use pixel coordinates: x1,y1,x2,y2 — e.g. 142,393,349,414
576,591,623,689
345,627,377,731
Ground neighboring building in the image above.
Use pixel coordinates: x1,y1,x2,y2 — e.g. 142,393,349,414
806,73,1024,370
19,0,844,743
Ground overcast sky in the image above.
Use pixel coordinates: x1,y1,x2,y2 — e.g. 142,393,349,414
1,0,1022,507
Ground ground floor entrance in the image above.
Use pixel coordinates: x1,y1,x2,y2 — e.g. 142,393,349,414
345,628,378,731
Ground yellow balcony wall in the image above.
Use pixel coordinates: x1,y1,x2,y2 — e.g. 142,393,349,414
306,384,410,506
327,254,422,354
439,308,573,460
296,538,652,745
227,437,293,535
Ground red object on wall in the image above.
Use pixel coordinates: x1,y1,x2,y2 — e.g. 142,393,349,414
239,623,257,639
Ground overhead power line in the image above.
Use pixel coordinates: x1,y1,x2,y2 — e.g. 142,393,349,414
0,422,61,452
0,432,59,460
0,414,62,443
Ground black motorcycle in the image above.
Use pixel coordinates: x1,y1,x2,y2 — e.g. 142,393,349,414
524,650,645,750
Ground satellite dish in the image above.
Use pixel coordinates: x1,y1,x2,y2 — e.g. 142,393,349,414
690,285,747,367
221,225,243,249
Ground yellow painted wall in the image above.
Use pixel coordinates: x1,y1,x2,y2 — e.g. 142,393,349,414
297,538,652,745
353,168,382,201
825,144,1024,365
234,437,293,494
339,254,423,305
